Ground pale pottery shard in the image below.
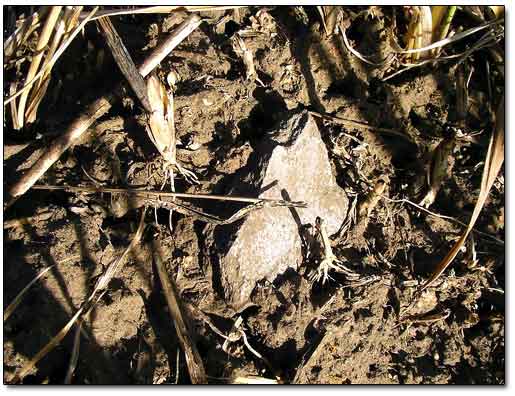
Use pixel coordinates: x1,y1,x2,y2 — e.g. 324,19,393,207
217,111,348,308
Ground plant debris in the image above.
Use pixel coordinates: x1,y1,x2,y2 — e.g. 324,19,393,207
3,5,504,385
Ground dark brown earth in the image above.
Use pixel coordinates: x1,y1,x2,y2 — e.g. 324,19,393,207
3,6,504,384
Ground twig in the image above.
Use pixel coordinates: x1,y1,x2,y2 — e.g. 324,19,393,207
5,14,202,209
153,244,207,384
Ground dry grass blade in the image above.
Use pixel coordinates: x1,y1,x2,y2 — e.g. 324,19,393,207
309,110,414,142
230,376,279,384
395,17,503,55
4,265,54,321
153,245,207,384
25,7,83,124
341,27,394,66
4,7,98,107
30,184,306,207
4,7,50,61
64,322,82,384
4,255,80,321
9,82,20,130
10,211,146,383
82,6,245,20
91,209,146,295
417,93,504,294
16,6,63,129
10,292,102,383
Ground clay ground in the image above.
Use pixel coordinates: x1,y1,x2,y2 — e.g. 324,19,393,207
3,6,504,384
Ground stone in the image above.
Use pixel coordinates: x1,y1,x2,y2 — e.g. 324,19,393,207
216,111,348,308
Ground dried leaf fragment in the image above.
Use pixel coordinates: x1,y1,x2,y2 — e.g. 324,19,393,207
417,94,504,294
420,137,454,208
146,74,176,165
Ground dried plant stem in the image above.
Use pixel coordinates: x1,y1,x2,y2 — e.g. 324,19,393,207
341,28,394,66
5,14,202,209
3,266,55,321
433,6,457,56
138,14,201,77
153,245,207,384
98,16,151,112
25,8,74,124
26,7,82,115
81,6,245,20
396,18,503,55
16,6,63,128
30,184,307,207
64,322,82,384
9,82,20,130
62,6,83,40
401,94,504,318
309,111,413,142
10,292,103,383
